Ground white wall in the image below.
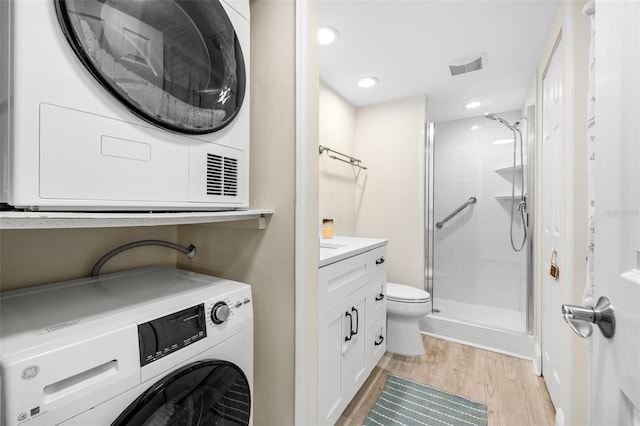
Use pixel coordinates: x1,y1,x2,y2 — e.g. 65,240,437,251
432,111,527,315
318,90,425,288
354,96,425,288
319,83,357,236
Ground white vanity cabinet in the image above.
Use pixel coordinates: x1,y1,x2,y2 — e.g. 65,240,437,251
318,239,387,426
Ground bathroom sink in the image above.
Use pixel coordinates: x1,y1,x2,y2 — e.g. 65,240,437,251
319,242,348,260
319,242,347,250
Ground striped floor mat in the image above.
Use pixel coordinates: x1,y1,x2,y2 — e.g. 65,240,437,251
364,375,488,426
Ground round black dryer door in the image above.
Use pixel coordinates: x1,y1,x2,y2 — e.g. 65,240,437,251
112,360,251,426
55,0,246,134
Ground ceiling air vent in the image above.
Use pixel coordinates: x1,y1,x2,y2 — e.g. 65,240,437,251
449,54,486,76
207,154,238,197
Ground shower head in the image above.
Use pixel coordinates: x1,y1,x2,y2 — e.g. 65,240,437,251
513,115,528,128
484,112,513,128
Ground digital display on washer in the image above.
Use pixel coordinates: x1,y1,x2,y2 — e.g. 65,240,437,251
138,304,207,366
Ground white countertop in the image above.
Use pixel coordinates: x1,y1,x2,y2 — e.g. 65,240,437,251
319,235,388,267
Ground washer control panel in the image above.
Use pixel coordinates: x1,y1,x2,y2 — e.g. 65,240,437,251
211,301,231,324
136,285,252,368
138,304,207,366
205,292,252,329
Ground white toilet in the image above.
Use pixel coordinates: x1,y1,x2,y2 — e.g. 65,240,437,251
386,282,431,356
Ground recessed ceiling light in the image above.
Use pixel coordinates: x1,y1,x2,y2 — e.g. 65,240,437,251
465,101,482,109
492,139,513,145
318,26,339,45
358,77,378,88
470,125,481,131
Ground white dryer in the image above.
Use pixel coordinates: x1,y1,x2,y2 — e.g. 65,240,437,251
0,0,250,211
0,267,253,426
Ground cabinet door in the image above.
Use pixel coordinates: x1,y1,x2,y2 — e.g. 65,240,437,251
318,300,348,425
318,286,369,426
342,287,368,402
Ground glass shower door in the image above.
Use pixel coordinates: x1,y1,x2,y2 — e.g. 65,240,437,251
426,112,530,334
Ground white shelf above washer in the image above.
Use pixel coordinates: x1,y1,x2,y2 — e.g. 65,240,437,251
0,209,273,230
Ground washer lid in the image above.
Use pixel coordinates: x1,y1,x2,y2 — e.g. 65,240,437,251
113,360,251,426
55,0,246,134
386,282,431,303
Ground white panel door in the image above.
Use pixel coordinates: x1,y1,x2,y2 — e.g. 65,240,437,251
589,1,640,423
541,33,571,418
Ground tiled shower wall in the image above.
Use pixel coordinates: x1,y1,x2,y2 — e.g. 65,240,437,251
432,111,528,318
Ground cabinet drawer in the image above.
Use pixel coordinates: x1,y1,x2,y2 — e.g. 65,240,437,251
368,278,386,323
319,246,387,309
367,315,386,370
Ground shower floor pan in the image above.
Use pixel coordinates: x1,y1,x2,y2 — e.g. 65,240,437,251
420,299,534,359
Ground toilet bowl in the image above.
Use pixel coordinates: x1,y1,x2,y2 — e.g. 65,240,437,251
386,282,431,356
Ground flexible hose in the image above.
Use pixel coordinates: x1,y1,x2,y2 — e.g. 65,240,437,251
90,240,196,276
509,127,527,252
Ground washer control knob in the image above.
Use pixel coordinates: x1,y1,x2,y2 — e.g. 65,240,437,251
211,302,230,324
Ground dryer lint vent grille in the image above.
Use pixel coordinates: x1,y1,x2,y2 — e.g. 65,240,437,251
449,56,484,76
206,154,238,197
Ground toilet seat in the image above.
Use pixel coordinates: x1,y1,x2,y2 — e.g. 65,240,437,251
387,282,430,303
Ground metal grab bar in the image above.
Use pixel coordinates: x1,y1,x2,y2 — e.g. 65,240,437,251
436,196,477,229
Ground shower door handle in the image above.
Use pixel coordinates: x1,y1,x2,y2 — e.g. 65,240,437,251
561,296,615,339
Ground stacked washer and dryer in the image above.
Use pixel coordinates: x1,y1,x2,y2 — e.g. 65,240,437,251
1,0,254,424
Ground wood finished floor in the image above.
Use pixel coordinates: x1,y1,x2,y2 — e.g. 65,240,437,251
337,335,555,426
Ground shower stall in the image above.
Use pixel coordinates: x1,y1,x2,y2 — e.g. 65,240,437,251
421,106,536,358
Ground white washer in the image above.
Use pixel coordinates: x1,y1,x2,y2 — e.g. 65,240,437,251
0,267,253,426
0,0,250,211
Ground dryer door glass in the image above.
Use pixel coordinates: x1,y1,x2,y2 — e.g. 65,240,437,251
113,360,251,426
55,0,246,135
